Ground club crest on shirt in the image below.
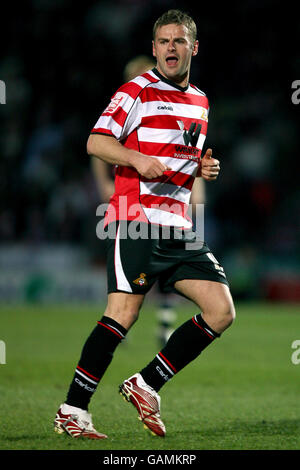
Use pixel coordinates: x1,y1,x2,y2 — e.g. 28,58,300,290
133,273,148,286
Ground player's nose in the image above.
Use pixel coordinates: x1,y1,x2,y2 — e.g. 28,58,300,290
167,40,176,51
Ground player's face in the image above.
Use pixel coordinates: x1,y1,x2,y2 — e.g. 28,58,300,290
152,23,198,87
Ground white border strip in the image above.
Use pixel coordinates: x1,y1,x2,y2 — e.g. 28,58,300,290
114,224,132,293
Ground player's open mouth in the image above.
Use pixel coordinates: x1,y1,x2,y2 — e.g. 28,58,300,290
166,56,178,67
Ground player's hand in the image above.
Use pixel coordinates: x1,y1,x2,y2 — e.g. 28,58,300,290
200,148,220,181
133,155,171,179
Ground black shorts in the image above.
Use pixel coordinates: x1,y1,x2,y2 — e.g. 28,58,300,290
104,221,229,296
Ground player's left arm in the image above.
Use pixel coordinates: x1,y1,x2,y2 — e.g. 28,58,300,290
190,176,205,204
190,175,205,218
200,148,220,181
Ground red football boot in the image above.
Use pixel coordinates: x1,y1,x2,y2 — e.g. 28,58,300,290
54,403,107,439
119,373,166,437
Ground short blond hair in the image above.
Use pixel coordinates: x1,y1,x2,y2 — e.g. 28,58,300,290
153,9,197,43
124,55,156,81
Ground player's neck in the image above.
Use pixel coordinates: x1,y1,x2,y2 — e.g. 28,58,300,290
153,68,189,91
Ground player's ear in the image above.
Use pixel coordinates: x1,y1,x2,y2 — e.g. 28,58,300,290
192,40,199,56
152,40,157,58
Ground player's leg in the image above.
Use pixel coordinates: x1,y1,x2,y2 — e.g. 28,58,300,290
103,291,145,329
118,230,234,437
175,278,235,334
54,292,144,439
65,292,144,408
62,218,152,411
119,279,235,437
140,279,235,392
54,221,156,438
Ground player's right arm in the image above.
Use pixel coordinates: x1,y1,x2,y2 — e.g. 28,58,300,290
87,134,170,180
91,157,115,202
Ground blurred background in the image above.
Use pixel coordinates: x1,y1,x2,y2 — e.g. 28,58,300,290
0,0,299,304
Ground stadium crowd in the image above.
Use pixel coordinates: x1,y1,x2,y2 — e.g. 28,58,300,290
0,0,299,300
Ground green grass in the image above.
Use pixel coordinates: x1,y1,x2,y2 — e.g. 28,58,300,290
0,300,300,450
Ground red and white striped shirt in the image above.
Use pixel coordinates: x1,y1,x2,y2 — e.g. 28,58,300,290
91,68,209,228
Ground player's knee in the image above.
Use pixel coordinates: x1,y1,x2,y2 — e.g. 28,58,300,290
208,297,235,332
104,293,144,330
220,300,236,329
126,309,140,326
103,306,140,330
121,300,143,326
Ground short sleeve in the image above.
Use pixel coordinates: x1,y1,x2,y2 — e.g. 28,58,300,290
90,82,143,141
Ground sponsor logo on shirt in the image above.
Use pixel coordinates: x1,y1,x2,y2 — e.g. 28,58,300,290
157,105,174,111
173,144,200,162
177,120,202,147
104,92,126,114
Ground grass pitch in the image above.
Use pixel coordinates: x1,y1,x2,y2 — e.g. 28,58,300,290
0,300,300,451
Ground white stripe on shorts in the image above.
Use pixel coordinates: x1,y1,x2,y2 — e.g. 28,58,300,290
114,224,132,293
